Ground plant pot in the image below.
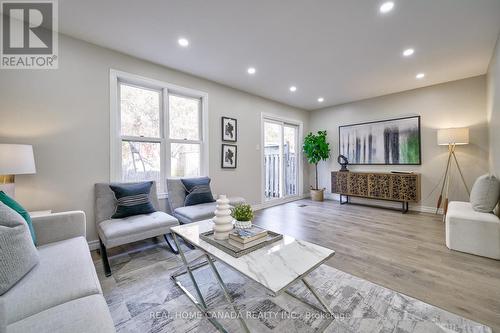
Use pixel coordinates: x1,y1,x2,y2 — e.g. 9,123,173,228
310,188,325,202
234,220,252,229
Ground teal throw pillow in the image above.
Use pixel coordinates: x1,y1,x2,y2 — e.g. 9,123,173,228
0,191,37,245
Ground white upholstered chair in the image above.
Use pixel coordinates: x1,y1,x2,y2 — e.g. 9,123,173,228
445,201,500,260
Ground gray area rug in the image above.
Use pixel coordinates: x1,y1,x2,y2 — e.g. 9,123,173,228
95,242,491,333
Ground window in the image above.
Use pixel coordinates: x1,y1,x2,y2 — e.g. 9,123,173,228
120,84,162,189
168,94,202,178
110,70,208,196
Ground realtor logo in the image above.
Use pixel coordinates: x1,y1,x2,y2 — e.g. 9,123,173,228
1,0,58,69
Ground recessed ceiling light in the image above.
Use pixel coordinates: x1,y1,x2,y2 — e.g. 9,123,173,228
247,67,256,75
318,97,324,103
379,1,394,13
289,86,297,92
416,73,425,79
178,38,189,47
403,48,414,57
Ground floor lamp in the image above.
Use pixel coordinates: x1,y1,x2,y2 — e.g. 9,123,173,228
435,128,470,215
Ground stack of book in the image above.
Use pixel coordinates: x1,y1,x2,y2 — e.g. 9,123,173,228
228,226,268,250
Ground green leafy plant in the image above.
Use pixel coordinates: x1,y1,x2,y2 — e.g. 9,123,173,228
231,204,254,221
303,130,331,190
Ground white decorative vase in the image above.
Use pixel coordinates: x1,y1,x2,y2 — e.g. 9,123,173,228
234,220,252,229
212,195,234,240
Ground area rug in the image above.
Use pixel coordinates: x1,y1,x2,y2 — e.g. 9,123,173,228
95,242,492,333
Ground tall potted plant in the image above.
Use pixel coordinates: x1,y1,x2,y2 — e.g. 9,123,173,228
303,130,331,201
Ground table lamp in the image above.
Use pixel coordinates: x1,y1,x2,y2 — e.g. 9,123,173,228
435,128,469,215
0,144,36,198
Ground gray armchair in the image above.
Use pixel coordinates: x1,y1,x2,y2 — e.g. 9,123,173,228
94,181,179,276
166,177,245,224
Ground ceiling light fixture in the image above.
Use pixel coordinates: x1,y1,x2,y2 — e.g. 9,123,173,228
318,97,324,103
178,38,189,47
416,73,425,79
403,48,414,57
289,86,297,92
379,2,394,13
247,67,256,75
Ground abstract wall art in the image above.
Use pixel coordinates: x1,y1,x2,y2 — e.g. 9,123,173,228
221,117,237,142
221,144,237,169
339,116,421,165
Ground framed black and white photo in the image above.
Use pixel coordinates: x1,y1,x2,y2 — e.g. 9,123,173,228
221,117,237,142
221,144,237,169
339,115,421,165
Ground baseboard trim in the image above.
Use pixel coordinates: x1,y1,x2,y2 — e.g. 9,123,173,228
418,205,444,215
325,193,443,215
88,239,100,251
87,195,442,250
253,194,309,211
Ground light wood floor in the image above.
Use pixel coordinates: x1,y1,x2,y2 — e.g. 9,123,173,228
253,199,500,332
92,199,500,331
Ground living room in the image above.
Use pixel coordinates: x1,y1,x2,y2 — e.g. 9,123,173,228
1,1,499,332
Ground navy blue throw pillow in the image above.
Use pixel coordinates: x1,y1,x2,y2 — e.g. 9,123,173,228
181,177,215,206
110,181,156,218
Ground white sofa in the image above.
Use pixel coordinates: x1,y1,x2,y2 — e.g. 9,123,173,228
445,201,500,260
0,211,115,333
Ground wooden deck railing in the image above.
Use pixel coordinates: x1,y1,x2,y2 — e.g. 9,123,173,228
264,153,297,198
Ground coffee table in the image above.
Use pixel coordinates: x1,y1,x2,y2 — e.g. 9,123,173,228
170,219,336,333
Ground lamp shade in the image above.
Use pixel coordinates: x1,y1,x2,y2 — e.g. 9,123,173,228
437,128,469,146
0,144,36,175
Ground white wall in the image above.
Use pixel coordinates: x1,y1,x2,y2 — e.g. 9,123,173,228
487,33,500,178
309,76,489,211
0,32,492,243
0,34,310,242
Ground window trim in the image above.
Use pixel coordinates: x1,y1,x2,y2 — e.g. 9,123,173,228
110,69,209,198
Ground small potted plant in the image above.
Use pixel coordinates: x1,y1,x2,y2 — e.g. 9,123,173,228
303,130,331,201
231,204,254,229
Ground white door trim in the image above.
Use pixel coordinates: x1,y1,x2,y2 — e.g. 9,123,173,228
260,112,304,205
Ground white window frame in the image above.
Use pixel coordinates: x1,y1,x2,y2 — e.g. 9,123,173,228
110,69,209,199
260,112,304,204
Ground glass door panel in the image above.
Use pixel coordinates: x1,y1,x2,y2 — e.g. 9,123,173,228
263,119,299,200
264,121,282,199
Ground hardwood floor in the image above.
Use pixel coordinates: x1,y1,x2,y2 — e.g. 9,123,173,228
92,199,500,331
253,199,500,332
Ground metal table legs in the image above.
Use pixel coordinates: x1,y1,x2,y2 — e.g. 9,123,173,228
204,253,250,332
170,233,333,333
171,233,249,333
340,194,410,214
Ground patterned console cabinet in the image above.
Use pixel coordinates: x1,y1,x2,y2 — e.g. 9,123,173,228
331,172,420,212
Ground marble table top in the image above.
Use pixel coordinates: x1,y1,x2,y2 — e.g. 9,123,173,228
171,220,335,295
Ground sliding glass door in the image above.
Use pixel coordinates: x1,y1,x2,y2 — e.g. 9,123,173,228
263,118,299,200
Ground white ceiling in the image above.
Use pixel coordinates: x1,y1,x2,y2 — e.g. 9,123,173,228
58,0,500,110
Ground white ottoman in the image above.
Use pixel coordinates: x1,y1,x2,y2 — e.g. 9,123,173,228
446,201,500,259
